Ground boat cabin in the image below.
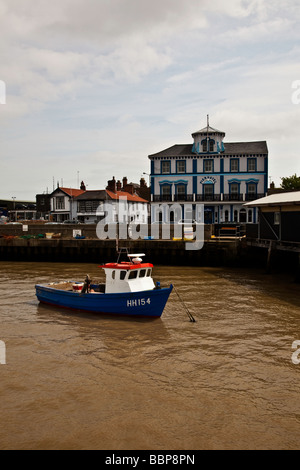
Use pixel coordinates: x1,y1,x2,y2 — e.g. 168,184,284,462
101,254,155,294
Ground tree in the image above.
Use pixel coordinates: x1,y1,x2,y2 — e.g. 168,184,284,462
280,174,300,191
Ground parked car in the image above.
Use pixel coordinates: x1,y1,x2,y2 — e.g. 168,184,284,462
63,220,82,224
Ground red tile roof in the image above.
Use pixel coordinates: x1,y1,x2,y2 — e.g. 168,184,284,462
59,188,86,197
106,190,148,203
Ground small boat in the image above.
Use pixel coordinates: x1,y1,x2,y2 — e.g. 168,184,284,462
35,253,173,318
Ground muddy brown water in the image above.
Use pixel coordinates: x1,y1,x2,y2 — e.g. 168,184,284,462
0,261,300,450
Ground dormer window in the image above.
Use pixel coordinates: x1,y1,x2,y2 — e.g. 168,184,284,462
201,138,215,152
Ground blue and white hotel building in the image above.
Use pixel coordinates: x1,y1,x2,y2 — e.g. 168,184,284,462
148,122,268,224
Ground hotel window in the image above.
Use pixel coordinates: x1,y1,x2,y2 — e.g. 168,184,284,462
202,141,208,152
176,184,186,200
204,160,213,173
230,159,239,172
161,185,171,200
248,183,257,195
161,161,171,174
209,140,214,152
248,158,257,172
203,184,214,200
176,160,186,173
230,183,239,199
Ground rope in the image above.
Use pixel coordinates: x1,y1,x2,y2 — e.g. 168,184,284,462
173,285,196,322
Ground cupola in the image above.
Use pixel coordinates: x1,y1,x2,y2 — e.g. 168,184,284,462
192,115,225,154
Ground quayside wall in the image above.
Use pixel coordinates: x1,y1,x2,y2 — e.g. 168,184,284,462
0,222,249,266
0,223,299,276
0,237,248,266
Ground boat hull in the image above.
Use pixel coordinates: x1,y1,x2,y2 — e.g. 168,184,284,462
35,284,173,318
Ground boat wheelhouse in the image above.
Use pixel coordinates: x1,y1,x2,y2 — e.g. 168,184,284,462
101,254,155,293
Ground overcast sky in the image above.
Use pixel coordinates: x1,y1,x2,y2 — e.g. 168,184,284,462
1,0,300,200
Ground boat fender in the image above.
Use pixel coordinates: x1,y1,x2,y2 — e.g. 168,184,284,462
155,281,161,290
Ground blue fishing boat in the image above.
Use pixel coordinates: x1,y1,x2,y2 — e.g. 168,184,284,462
35,253,173,318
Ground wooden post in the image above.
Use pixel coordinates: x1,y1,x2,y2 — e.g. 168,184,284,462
266,240,275,274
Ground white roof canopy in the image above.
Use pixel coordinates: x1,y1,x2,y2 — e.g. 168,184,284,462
245,191,300,207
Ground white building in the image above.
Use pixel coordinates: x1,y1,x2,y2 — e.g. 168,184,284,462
75,189,148,225
49,178,149,225
50,187,85,222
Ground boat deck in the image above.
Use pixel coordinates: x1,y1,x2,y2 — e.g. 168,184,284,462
47,281,106,293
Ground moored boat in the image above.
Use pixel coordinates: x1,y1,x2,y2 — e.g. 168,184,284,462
35,253,173,318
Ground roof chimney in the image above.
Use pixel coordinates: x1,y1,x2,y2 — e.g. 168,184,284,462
116,180,122,191
140,177,147,188
106,176,117,193
80,181,86,191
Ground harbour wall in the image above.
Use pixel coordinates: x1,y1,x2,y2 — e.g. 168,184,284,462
0,223,299,276
0,236,249,266
0,222,248,266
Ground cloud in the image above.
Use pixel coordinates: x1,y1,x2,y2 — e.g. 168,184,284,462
2,0,201,120
0,0,208,47
1,0,300,197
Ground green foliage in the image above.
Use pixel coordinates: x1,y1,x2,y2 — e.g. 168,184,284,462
280,174,300,190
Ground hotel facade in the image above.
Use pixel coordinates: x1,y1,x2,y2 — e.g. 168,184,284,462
149,122,268,224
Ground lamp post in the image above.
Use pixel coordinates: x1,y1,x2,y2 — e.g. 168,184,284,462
12,197,16,221
143,172,152,205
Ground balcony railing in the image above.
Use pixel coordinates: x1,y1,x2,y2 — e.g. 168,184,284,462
153,194,193,202
196,194,221,202
223,194,244,201
153,193,265,203
153,195,172,202
174,194,193,202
